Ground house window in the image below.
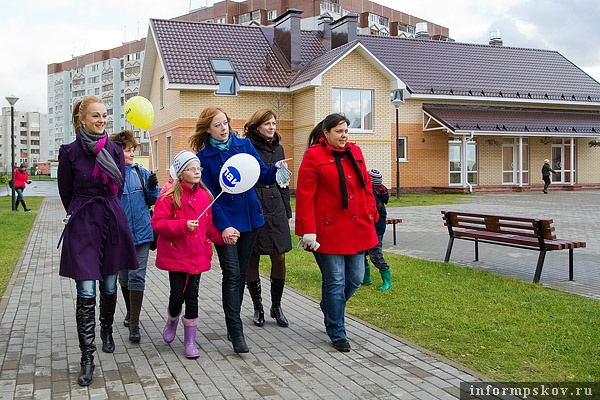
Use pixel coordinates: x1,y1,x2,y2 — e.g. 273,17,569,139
268,10,277,20
397,137,407,162
160,76,165,108
210,59,237,95
332,89,373,131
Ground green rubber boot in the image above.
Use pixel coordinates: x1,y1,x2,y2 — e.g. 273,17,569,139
362,264,372,286
378,268,392,291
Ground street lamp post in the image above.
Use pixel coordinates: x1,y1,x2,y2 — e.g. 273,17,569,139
5,95,19,211
391,90,404,198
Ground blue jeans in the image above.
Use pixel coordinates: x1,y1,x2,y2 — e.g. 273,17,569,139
76,274,118,298
313,252,364,342
215,229,259,338
118,242,150,291
15,187,24,202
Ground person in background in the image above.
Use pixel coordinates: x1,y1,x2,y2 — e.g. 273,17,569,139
295,113,378,352
542,159,556,194
58,96,138,386
243,109,293,328
362,169,392,291
152,150,226,359
189,106,290,353
109,130,160,343
13,163,32,211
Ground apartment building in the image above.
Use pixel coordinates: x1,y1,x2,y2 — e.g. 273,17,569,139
46,39,147,160
0,107,48,174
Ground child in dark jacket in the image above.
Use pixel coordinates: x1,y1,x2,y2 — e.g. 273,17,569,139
151,150,227,359
363,169,393,290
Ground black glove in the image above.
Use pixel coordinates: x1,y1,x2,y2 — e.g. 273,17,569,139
147,172,158,190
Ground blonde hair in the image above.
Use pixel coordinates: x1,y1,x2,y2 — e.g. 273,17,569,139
72,96,104,131
163,176,214,210
189,106,236,152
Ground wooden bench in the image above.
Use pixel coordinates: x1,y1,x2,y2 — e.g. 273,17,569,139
386,218,402,245
441,210,586,283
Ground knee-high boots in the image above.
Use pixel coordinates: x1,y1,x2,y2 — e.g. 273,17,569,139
76,297,96,386
128,290,144,342
270,278,289,327
99,292,117,353
121,286,130,327
247,281,265,327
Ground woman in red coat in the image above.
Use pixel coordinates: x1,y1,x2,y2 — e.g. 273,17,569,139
13,163,32,211
295,113,378,352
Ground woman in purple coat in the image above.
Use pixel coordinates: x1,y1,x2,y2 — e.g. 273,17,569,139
58,96,138,386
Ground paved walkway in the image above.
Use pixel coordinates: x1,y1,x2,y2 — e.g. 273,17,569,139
0,183,598,399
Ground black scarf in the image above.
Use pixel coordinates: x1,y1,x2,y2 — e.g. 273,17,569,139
329,145,366,209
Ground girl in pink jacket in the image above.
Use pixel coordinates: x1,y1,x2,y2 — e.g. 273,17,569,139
151,150,227,359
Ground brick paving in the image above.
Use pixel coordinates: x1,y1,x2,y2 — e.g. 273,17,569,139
0,183,597,399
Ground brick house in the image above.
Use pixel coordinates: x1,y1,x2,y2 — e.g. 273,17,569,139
140,9,600,193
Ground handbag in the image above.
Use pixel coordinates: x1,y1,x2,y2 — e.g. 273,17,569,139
133,165,158,251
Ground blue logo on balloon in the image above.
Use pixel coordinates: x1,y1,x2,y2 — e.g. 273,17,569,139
222,166,241,188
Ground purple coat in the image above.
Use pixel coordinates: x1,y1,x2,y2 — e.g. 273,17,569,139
58,134,138,280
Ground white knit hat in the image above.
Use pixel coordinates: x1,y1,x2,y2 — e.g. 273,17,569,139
171,150,200,178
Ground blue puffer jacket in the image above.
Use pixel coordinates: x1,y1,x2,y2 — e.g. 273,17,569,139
197,134,277,233
121,164,160,245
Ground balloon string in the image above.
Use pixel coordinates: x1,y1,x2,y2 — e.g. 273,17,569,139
195,191,223,222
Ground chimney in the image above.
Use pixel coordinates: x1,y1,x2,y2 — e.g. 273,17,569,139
331,13,358,49
319,15,333,51
489,29,503,46
415,22,430,40
272,8,303,71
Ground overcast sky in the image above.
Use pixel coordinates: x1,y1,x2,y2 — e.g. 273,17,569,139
1,0,599,112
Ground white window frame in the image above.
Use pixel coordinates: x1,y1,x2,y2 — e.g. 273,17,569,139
332,88,374,132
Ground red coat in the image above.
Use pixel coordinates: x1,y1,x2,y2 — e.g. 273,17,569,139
152,183,225,274
295,140,378,255
13,168,29,189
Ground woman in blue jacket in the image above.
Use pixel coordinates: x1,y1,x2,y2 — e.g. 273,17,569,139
189,106,290,353
109,130,160,343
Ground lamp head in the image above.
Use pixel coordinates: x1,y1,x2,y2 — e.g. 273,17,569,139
5,94,19,106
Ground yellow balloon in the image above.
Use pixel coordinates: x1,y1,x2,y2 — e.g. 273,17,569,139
125,96,154,130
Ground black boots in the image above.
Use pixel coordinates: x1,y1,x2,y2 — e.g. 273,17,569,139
128,290,144,342
99,292,117,353
247,281,265,327
121,286,130,327
270,278,289,327
14,200,30,211
76,297,96,386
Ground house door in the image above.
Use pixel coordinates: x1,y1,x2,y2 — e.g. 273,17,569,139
551,139,574,183
502,138,529,185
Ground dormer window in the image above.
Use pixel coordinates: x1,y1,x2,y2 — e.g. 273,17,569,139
210,59,237,95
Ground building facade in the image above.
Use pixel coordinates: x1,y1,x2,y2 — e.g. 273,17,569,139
46,39,147,160
140,10,600,193
0,107,48,174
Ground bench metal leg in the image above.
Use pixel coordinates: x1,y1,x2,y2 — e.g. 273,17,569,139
444,237,454,262
392,222,397,245
474,239,479,262
533,250,546,283
569,249,574,281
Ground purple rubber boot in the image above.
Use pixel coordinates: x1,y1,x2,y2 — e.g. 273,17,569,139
182,317,200,359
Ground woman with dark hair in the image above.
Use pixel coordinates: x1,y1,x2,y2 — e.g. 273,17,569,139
189,106,290,353
58,96,138,386
243,109,292,328
295,113,378,352
13,163,32,211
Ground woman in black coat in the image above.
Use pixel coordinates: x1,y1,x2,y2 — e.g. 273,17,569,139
542,159,556,193
244,109,293,327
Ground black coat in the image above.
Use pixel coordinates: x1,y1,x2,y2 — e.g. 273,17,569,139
247,131,293,255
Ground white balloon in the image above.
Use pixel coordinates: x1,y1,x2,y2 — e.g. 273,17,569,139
219,153,260,194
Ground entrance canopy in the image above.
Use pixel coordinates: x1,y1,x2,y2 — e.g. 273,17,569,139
423,104,600,137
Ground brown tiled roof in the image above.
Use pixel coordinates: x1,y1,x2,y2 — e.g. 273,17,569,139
359,35,600,102
423,104,600,135
150,19,325,88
